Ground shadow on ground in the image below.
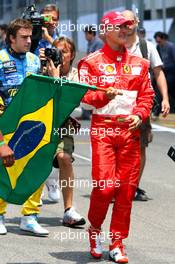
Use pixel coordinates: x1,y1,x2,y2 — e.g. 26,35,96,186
50,251,111,263
7,263,46,264
6,216,63,227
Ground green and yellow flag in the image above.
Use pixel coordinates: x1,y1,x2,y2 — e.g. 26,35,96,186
0,74,94,204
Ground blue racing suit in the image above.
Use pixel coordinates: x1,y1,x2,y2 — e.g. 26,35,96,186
0,47,43,216
0,48,40,109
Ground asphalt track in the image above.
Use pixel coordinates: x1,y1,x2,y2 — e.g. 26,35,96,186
0,116,175,264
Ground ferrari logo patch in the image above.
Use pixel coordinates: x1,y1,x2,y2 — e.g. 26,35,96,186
121,64,142,75
123,64,131,74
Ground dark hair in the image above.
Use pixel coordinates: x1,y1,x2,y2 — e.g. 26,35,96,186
154,31,168,40
137,27,146,35
53,36,76,65
0,24,8,32
41,4,59,19
84,25,96,36
6,19,32,46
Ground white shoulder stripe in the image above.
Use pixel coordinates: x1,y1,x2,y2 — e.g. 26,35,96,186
84,51,104,62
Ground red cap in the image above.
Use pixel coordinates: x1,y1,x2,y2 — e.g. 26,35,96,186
101,11,133,27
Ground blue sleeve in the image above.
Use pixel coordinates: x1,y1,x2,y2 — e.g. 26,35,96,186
34,46,39,56
34,40,45,56
36,56,41,73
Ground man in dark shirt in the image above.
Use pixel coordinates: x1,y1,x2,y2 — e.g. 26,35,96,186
154,32,175,112
84,25,104,54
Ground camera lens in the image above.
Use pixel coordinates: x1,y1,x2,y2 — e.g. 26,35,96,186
45,48,53,57
44,48,62,67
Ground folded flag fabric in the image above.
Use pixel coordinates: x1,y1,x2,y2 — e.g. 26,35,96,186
0,74,95,204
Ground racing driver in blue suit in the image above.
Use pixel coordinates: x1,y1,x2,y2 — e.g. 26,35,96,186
0,18,49,237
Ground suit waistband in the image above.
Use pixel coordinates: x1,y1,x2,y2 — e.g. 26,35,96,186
91,114,130,127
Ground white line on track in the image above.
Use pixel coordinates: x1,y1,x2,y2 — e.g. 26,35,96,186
152,124,175,133
73,153,91,162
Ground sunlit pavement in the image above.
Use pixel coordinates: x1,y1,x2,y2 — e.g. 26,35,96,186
152,113,175,129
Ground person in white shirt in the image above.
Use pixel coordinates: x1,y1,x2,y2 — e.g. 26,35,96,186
122,10,170,201
39,36,86,227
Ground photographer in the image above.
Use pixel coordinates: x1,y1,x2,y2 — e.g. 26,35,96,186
34,3,61,202
35,4,59,56
39,36,86,227
0,18,48,236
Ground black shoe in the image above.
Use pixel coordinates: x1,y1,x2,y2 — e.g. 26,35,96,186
62,207,86,227
134,187,149,201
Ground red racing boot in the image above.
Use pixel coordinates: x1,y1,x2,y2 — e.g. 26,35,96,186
109,240,128,263
88,226,103,259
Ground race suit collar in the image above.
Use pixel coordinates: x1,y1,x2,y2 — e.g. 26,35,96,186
7,46,26,60
102,43,127,61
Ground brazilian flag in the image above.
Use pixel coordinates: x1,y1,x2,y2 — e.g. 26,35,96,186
0,74,94,205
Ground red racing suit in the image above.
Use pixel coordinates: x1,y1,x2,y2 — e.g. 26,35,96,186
78,44,154,241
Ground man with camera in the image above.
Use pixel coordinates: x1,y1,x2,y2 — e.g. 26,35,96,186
0,18,49,236
34,4,61,203
35,4,59,56
39,36,86,227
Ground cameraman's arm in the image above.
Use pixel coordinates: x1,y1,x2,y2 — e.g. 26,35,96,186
42,27,54,45
39,48,47,75
39,48,46,61
47,58,61,78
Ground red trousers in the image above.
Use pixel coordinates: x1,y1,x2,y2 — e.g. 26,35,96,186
88,115,140,241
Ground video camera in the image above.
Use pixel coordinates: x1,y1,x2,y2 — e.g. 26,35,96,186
44,48,63,67
22,5,62,68
21,4,52,53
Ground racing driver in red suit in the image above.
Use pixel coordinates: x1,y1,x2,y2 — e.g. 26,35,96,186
78,11,154,263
